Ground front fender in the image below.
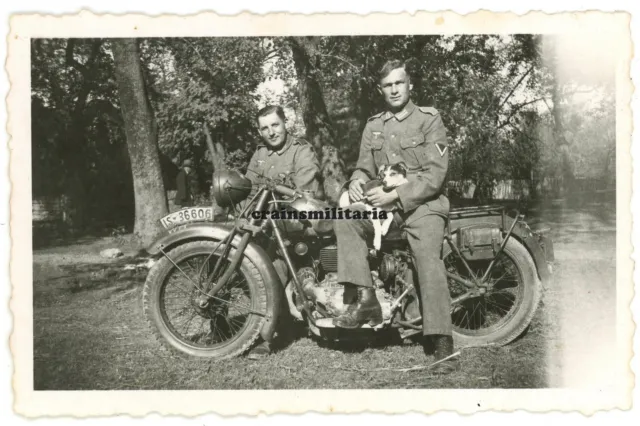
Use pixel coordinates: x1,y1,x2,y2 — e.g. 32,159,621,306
147,223,284,344
147,222,236,256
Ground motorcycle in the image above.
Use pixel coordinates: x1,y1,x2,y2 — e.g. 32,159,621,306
142,169,555,359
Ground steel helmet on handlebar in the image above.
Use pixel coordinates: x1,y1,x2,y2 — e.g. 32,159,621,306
211,169,253,208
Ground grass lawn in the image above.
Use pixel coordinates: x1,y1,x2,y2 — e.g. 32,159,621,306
32,200,615,390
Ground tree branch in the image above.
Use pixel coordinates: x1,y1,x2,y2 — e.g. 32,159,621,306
203,121,217,167
497,65,535,111
317,53,362,71
262,48,282,62
505,122,537,142
65,39,84,72
497,97,547,129
67,39,103,117
65,39,102,76
181,38,221,81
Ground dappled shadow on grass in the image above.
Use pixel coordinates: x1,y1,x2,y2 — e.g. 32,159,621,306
33,260,150,309
32,254,550,390
33,206,569,390
34,287,549,390
33,193,619,390
32,221,135,250
33,233,105,250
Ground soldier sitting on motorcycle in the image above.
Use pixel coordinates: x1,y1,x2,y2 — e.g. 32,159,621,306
333,59,459,374
242,104,323,359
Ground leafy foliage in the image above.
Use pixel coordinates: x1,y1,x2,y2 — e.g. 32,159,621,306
31,38,133,229
31,34,616,233
140,37,270,194
305,35,549,201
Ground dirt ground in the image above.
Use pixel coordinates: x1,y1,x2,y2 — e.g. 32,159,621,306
31,199,616,390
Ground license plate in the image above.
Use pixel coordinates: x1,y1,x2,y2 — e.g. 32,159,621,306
160,207,214,229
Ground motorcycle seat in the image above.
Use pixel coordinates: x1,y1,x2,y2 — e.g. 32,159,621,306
383,227,407,241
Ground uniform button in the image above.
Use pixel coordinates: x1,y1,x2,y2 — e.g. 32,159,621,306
392,153,397,157
391,135,396,138
271,166,274,169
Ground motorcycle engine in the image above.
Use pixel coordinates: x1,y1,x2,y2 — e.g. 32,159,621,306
296,245,402,320
319,245,338,273
283,241,420,327
299,270,393,320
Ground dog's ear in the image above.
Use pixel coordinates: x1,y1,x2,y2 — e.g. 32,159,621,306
396,162,408,176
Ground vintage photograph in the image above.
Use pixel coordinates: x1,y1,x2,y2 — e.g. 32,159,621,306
8,11,633,416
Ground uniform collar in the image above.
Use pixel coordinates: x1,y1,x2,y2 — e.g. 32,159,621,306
259,134,295,156
382,100,416,122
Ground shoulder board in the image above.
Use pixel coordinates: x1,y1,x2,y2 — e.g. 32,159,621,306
367,112,384,122
292,136,311,146
418,106,439,115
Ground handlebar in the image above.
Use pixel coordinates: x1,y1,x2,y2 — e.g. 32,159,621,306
273,184,299,199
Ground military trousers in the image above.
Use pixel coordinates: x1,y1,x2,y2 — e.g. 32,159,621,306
335,209,453,336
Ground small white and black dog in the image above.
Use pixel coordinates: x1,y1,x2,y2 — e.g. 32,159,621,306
339,163,409,250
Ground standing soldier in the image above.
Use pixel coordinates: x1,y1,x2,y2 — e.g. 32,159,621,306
242,104,323,360
333,59,457,374
175,159,197,208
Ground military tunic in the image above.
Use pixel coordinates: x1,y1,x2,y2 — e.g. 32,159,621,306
336,100,453,336
244,134,321,199
240,134,323,298
350,99,450,222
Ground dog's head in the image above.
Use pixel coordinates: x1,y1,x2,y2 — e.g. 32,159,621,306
378,163,408,188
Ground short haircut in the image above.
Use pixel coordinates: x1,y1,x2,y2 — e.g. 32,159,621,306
378,59,411,83
256,105,286,124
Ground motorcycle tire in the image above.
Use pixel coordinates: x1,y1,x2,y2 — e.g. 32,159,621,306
142,240,268,359
445,237,542,348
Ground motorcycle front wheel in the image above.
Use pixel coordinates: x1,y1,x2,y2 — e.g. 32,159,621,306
143,240,268,359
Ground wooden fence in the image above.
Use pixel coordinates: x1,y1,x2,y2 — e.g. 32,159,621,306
33,177,614,230
447,177,612,201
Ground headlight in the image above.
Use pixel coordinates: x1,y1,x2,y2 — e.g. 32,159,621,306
212,170,252,208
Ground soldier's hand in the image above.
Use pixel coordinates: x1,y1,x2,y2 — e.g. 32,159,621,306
348,179,366,202
366,186,399,207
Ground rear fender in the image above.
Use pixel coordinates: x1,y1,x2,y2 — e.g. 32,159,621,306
147,223,284,344
510,222,552,284
450,220,552,285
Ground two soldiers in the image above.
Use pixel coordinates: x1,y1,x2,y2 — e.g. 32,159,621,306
241,60,456,374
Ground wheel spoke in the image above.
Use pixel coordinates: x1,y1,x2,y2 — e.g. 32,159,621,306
447,246,525,335
154,247,265,350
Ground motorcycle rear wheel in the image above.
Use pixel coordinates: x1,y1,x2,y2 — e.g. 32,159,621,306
142,240,268,359
444,237,542,347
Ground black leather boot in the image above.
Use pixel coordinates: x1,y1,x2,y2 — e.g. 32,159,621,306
333,286,383,328
342,283,359,305
429,334,459,375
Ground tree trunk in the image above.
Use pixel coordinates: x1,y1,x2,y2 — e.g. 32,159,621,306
112,38,168,247
203,122,227,217
548,39,575,197
288,37,346,204
551,77,576,198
